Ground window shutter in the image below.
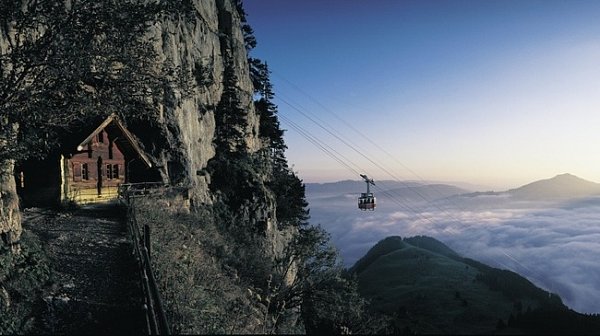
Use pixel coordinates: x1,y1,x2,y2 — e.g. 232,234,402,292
82,163,89,180
73,162,82,182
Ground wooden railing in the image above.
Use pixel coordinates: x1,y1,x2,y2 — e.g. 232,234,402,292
118,182,166,200
125,194,170,335
68,186,120,204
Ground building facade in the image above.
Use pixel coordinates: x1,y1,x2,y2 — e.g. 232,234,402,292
17,114,154,206
61,114,152,204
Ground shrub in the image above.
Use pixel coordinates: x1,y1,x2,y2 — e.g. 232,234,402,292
0,230,51,334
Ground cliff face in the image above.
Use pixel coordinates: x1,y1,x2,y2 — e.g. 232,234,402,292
0,9,20,250
146,0,291,257
0,160,21,251
147,0,261,203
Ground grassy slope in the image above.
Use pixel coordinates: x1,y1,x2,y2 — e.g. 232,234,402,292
133,198,302,334
351,235,600,334
356,241,513,334
134,199,261,334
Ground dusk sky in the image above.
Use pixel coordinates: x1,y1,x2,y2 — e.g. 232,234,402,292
244,0,600,189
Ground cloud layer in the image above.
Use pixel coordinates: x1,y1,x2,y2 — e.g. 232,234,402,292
308,193,600,314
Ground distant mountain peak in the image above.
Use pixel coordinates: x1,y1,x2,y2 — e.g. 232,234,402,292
508,173,600,200
552,173,582,180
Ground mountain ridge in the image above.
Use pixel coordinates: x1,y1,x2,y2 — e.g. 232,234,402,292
308,173,600,200
351,235,600,334
507,173,600,199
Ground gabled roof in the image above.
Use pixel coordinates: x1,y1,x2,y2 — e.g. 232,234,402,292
76,113,152,168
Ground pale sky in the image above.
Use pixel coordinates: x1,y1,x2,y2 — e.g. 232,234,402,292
244,0,600,189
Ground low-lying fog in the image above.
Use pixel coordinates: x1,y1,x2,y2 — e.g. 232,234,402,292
306,177,600,314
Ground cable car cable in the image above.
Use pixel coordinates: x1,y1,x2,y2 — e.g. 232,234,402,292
274,73,551,291
279,105,449,225
278,114,362,177
275,89,459,214
278,94,470,228
274,71,476,215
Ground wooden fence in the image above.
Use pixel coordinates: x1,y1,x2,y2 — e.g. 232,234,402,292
118,182,166,199
124,189,170,335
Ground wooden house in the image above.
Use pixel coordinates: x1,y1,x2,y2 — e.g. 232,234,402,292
62,114,153,203
17,114,156,206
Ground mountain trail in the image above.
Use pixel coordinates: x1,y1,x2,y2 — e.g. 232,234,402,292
22,203,145,334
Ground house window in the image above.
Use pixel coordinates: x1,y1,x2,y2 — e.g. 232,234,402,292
106,164,113,179
112,164,119,179
87,143,92,158
98,131,104,143
73,163,82,182
82,163,89,180
108,141,113,159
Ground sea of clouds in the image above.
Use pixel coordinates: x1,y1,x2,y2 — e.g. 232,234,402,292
307,191,600,314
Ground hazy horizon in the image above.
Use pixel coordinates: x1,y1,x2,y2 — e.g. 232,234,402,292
301,172,600,192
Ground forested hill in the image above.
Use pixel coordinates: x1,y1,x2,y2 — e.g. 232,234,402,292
351,235,600,334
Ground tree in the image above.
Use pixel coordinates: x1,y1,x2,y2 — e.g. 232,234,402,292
236,1,285,160
252,61,286,160
269,166,309,227
213,55,249,154
0,0,165,250
268,225,385,334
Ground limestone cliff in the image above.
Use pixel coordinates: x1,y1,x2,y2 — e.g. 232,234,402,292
0,160,21,251
143,0,292,258
145,0,261,203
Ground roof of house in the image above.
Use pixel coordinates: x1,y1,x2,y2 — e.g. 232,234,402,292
76,113,152,168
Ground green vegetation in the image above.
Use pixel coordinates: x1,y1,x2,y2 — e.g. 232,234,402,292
403,235,460,259
0,231,51,334
134,200,270,334
134,198,383,334
0,0,167,165
349,236,407,275
351,235,600,334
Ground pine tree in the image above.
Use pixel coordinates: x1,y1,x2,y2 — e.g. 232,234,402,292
252,61,286,160
214,55,248,154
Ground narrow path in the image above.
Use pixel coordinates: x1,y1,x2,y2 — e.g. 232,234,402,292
23,203,145,334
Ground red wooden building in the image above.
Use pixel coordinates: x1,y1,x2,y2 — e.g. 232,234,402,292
17,114,154,205
62,114,153,203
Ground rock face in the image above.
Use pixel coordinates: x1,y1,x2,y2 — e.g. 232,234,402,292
146,0,261,204
0,160,21,251
144,1,293,260
0,10,21,250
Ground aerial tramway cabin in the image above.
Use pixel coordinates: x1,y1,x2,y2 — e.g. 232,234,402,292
358,174,376,211
358,192,376,211
16,114,156,206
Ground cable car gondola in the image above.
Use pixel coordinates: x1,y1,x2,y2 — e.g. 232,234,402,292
358,174,376,211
